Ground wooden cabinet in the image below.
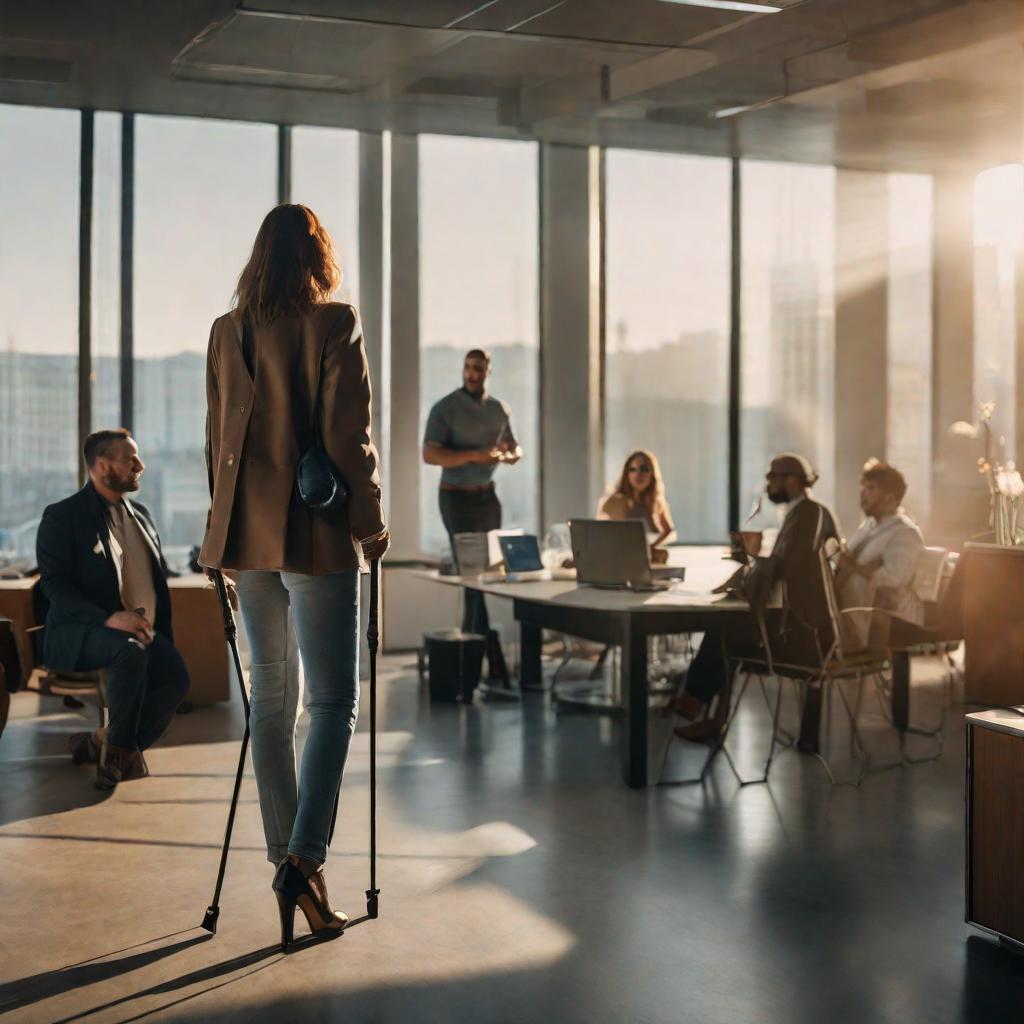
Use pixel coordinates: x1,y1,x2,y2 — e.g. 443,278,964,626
966,711,1024,946
964,542,1024,706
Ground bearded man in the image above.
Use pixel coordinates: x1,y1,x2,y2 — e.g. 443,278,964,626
36,429,189,790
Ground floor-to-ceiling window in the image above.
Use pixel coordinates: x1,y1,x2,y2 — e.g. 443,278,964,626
291,126,360,306
887,173,933,527
741,160,837,518
973,163,1022,467
604,150,731,542
134,115,276,567
0,104,80,565
418,135,539,557
92,111,121,432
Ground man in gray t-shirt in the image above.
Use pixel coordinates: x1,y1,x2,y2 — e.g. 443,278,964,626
423,349,521,661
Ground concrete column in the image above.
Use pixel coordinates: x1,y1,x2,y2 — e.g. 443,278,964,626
540,143,603,529
359,132,386,473
1015,245,1024,467
834,169,889,532
931,172,985,546
388,133,421,558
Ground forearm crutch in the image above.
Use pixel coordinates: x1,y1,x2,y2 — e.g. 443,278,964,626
365,558,381,918
201,568,250,934
326,558,382,916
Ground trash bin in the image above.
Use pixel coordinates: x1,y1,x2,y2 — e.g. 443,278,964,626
422,630,486,704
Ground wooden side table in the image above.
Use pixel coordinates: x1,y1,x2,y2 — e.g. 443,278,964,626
966,710,1024,947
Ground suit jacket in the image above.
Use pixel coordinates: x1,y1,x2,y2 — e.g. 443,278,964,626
35,483,173,670
199,303,385,575
743,496,839,660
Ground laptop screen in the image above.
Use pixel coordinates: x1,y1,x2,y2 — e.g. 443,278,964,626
499,534,544,573
568,519,650,586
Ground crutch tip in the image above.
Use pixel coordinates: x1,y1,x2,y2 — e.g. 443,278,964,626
365,889,380,919
201,907,220,934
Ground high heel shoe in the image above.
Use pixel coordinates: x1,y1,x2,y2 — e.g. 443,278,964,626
668,691,706,720
272,856,348,952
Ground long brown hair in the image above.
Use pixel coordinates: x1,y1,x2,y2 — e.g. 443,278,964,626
234,204,341,325
615,449,669,522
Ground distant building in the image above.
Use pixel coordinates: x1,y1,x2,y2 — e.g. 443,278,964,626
0,348,209,563
605,330,729,542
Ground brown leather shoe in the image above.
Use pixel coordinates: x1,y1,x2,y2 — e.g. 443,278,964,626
120,749,150,781
95,741,132,791
669,692,706,720
95,741,147,790
674,718,724,743
68,731,100,765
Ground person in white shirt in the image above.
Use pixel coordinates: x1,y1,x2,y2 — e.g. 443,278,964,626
836,460,925,627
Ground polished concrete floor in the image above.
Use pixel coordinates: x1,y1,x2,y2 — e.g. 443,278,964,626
1,650,1022,1023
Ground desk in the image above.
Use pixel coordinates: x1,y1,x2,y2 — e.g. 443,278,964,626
0,574,230,705
966,710,1024,946
416,546,748,787
167,575,231,705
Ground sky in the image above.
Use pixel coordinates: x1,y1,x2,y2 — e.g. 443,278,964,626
4,103,814,365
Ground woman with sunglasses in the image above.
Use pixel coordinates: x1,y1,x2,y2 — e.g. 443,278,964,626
597,450,675,561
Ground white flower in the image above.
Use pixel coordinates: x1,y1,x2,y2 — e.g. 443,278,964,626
949,420,979,438
996,469,1024,497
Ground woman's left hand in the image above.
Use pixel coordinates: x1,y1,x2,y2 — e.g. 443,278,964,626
361,528,390,562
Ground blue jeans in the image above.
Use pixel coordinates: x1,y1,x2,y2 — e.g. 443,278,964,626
234,570,360,866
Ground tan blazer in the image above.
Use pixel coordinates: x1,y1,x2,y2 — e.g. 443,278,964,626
199,302,385,575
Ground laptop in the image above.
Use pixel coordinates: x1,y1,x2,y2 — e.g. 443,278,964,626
569,519,684,591
500,534,544,573
491,533,576,583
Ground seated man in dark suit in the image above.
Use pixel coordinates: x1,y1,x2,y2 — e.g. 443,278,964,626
36,429,189,790
671,452,839,741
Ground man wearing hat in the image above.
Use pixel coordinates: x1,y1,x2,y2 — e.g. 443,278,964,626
671,452,839,742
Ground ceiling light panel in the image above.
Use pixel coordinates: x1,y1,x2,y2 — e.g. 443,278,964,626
655,0,782,12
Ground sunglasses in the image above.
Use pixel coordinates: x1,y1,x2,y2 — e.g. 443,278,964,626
628,464,652,474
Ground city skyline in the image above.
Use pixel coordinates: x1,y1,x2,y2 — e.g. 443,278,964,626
2,103,941,555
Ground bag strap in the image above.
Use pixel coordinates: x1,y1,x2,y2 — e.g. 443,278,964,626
309,334,331,446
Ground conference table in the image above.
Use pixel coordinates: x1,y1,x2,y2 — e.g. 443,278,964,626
416,546,749,788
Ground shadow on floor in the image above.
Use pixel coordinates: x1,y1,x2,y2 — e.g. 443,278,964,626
48,941,286,1024
0,931,214,1016
69,937,1024,1024
0,763,111,828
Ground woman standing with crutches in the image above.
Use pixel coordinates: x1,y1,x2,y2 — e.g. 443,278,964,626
199,204,388,950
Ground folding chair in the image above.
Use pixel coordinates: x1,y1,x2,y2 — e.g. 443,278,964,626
863,550,963,765
661,544,891,788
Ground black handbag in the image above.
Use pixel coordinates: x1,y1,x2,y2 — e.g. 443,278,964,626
296,335,349,510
